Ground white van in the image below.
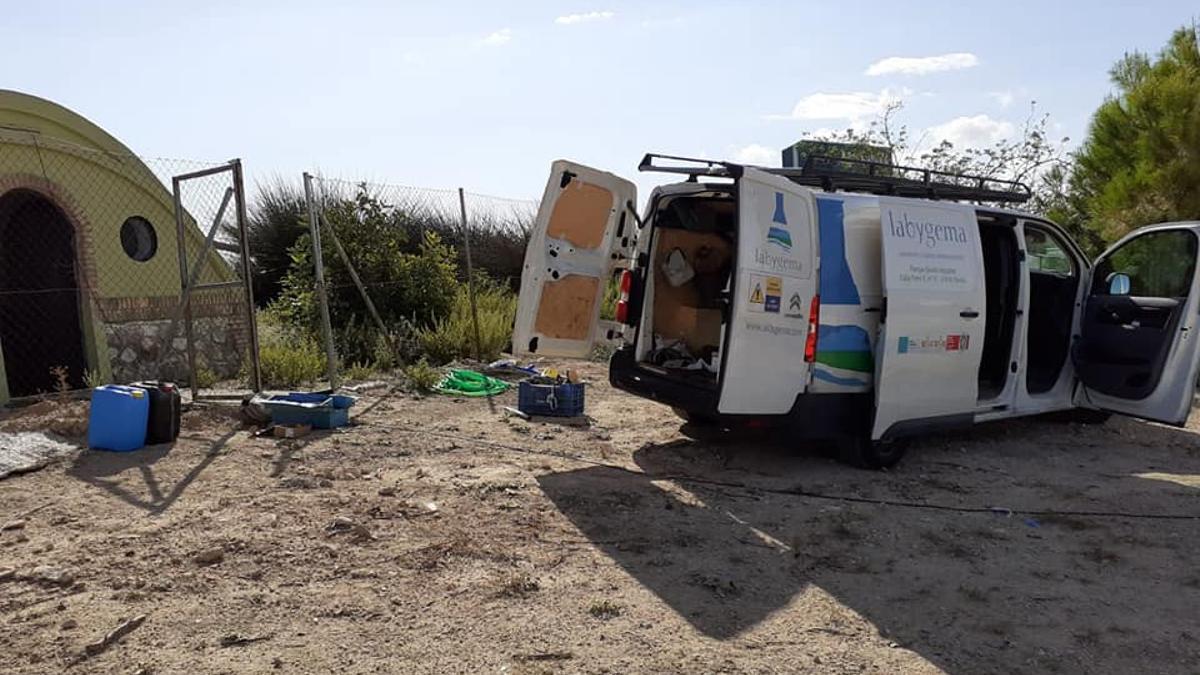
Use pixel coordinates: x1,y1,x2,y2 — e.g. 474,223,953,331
514,154,1200,467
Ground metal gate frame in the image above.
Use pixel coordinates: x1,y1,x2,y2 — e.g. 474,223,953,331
170,159,262,399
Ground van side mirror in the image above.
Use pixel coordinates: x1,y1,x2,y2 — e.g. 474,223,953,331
1107,272,1131,296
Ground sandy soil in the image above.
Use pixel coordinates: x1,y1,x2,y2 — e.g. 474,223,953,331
1,360,1198,674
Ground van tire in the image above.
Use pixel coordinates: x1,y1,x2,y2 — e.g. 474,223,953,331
838,436,906,469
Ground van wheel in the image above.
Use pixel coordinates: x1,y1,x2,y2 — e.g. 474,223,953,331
838,436,907,469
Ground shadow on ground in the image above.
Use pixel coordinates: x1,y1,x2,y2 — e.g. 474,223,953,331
538,417,1200,673
67,429,240,516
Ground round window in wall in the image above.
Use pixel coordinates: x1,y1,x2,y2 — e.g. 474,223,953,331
120,216,158,262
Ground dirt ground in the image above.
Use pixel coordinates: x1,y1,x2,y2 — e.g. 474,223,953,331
1,359,1198,674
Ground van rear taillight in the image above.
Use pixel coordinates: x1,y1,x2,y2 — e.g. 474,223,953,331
804,295,820,363
615,270,632,324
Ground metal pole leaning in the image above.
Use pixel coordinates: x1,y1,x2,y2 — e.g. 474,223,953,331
458,188,483,362
324,222,398,360
303,172,339,388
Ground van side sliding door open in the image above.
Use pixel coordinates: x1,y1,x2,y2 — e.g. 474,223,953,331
872,199,987,440
513,161,636,358
1074,223,1200,425
718,168,818,415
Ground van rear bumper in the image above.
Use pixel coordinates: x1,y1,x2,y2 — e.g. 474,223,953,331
608,346,719,414
608,346,871,438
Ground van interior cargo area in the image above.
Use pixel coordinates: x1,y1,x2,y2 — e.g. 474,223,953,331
639,193,734,386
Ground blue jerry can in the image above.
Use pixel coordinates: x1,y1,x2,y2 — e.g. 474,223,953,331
87,384,150,452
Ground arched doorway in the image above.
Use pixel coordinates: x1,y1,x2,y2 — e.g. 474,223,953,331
0,189,87,397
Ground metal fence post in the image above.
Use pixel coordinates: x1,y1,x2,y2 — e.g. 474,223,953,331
303,172,339,388
458,188,483,362
172,177,200,400
230,159,263,392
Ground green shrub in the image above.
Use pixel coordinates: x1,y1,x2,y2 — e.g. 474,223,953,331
272,186,459,362
193,366,219,390
254,312,327,388
600,275,619,321
417,275,517,364
344,361,377,382
404,358,441,393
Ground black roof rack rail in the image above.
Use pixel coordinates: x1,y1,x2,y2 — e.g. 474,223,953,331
638,152,1031,203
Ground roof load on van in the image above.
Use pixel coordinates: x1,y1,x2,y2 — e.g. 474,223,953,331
638,153,1032,204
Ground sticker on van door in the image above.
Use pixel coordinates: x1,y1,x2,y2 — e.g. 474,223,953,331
897,334,971,354
881,204,979,292
746,273,786,314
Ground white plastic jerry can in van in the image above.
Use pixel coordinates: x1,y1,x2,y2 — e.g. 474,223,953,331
514,159,821,416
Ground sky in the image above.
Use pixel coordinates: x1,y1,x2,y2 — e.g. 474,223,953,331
2,1,1196,202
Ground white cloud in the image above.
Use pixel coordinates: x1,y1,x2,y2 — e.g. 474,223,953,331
925,114,1014,148
988,90,1015,107
865,52,979,76
480,28,512,46
555,11,614,25
768,88,909,122
732,144,778,166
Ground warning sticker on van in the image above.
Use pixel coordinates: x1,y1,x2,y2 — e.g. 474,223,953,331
747,274,783,313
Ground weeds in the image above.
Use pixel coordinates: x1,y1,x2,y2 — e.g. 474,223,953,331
257,335,326,388
417,278,516,364
344,361,377,382
496,572,540,598
83,368,107,389
49,366,71,402
588,599,622,620
404,359,441,393
193,366,219,390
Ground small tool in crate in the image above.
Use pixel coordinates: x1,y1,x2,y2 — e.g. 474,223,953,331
517,369,584,417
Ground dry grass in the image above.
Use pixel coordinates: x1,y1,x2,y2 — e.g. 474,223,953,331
588,599,623,620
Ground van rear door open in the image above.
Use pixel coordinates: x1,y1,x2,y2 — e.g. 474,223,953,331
718,168,818,415
872,199,986,440
513,161,636,358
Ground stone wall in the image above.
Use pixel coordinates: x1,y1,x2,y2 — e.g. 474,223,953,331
103,315,249,385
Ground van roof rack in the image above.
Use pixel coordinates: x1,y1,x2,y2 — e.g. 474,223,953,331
638,153,1032,204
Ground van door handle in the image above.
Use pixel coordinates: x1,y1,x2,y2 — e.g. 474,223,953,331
959,310,980,319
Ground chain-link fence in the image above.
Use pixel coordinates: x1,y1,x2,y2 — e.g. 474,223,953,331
0,129,259,402
297,173,538,385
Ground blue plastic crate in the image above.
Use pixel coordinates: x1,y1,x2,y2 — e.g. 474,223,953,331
260,392,356,429
517,381,585,417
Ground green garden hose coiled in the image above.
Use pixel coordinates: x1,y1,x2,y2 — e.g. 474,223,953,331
433,369,511,397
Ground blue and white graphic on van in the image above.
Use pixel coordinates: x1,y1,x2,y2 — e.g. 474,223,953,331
767,192,793,250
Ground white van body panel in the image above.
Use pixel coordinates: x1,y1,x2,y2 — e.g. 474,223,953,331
871,198,987,439
513,160,636,359
807,194,882,394
718,168,819,415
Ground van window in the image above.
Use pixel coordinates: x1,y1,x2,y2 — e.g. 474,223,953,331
1092,229,1198,297
1024,227,1074,276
